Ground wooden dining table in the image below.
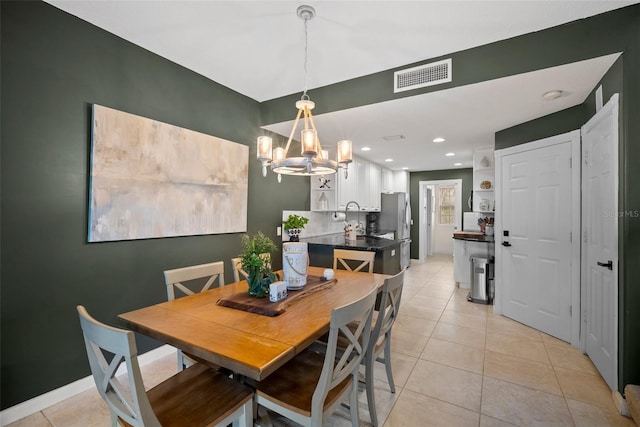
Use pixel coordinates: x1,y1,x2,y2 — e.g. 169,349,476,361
118,266,388,381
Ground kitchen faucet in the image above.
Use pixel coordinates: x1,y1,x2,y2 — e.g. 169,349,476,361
345,201,363,235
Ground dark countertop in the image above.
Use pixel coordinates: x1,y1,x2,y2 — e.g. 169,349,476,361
453,235,495,243
301,233,402,251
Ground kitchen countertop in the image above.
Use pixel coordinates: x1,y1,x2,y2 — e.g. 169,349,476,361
300,233,402,251
452,235,495,243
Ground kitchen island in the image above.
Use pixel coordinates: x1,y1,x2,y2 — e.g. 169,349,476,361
300,233,402,275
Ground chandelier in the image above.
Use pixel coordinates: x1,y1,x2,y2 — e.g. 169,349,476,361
256,5,352,181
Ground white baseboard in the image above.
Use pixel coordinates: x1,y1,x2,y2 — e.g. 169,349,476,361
0,345,176,426
613,390,630,417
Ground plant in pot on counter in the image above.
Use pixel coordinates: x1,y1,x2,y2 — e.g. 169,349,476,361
239,231,279,297
283,214,309,242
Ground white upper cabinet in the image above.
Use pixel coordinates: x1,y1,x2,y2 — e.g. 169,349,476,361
356,157,370,210
369,162,381,211
382,168,394,193
335,155,384,212
337,158,358,211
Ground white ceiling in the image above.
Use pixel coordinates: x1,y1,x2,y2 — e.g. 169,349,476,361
46,0,636,171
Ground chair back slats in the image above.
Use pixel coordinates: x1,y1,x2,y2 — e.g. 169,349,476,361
77,306,160,427
333,249,375,273
311,287,377,414
372,269,405,347
164,261,225,300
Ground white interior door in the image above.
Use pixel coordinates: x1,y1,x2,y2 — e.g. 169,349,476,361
426,187,433,256
497,132,578,342
433,181,462,254
419,180,460,258
582,94,618,391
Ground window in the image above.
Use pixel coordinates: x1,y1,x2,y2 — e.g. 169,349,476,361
438,186,455,225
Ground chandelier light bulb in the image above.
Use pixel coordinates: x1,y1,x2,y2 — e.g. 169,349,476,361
273,147,286,162
301,129,318,155
337,140,353,164
257,136,272,161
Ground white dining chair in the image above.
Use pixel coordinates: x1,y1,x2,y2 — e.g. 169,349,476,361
363,268,405,427
312,269,405,427
164,261,225,370
76,305,253,427
333,249,375,273
252,287,377,427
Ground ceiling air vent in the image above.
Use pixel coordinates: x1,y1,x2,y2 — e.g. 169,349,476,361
394,58,452,93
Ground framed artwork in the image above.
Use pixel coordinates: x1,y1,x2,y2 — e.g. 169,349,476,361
89,104,248,242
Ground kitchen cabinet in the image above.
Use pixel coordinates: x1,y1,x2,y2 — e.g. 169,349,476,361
453,238,495,289
337,155,383,211
392,171,409,194
369,163,381,211
337,158,358,210
356,157,370,210
310,175,337,211
473,146,495,213
382,168,394,193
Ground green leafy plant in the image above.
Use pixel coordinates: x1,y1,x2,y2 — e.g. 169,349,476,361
239,231,279,297
283,214,309,231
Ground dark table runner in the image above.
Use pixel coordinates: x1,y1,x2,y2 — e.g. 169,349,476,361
216,275,337,317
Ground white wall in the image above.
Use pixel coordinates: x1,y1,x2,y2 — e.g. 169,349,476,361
281,210,344,241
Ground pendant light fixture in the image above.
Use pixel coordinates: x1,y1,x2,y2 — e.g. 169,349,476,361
256,5,352,181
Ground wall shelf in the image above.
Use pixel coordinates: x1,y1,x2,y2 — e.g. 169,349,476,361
473,146,495,213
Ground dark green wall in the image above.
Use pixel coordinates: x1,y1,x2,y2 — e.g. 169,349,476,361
0,1,308,408
408,168,473,256
495,105,587,150
260,5,637,125
496,57,624,150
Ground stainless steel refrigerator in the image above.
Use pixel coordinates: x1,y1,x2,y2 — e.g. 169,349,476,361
379,192,411,269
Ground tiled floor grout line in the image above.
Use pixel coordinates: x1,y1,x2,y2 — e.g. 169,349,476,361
541,334,580,426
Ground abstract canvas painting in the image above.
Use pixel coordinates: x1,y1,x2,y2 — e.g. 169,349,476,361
89,104,248,242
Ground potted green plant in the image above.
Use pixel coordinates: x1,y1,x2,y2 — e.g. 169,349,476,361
239,231,279,297
283,214,309,242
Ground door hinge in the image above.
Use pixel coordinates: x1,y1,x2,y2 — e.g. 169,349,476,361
569,157,572,168
570,305,572,316
569,231,572,243
584,150,589,165
583,230,588,243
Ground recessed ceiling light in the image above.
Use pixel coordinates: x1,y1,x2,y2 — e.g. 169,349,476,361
361,147,371,151
454,162,462,166
402,167,409,170
543,90,563,101
382,135,405,141
385,158,393,162
445,152,455,157
433,137,446,143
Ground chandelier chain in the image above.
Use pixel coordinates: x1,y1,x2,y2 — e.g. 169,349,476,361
302,16,309,99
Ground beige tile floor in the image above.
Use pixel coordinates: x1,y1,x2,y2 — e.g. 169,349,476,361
8,255,635,427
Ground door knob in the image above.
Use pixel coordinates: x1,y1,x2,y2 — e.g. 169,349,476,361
597,260,613,270
502,241,512,247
